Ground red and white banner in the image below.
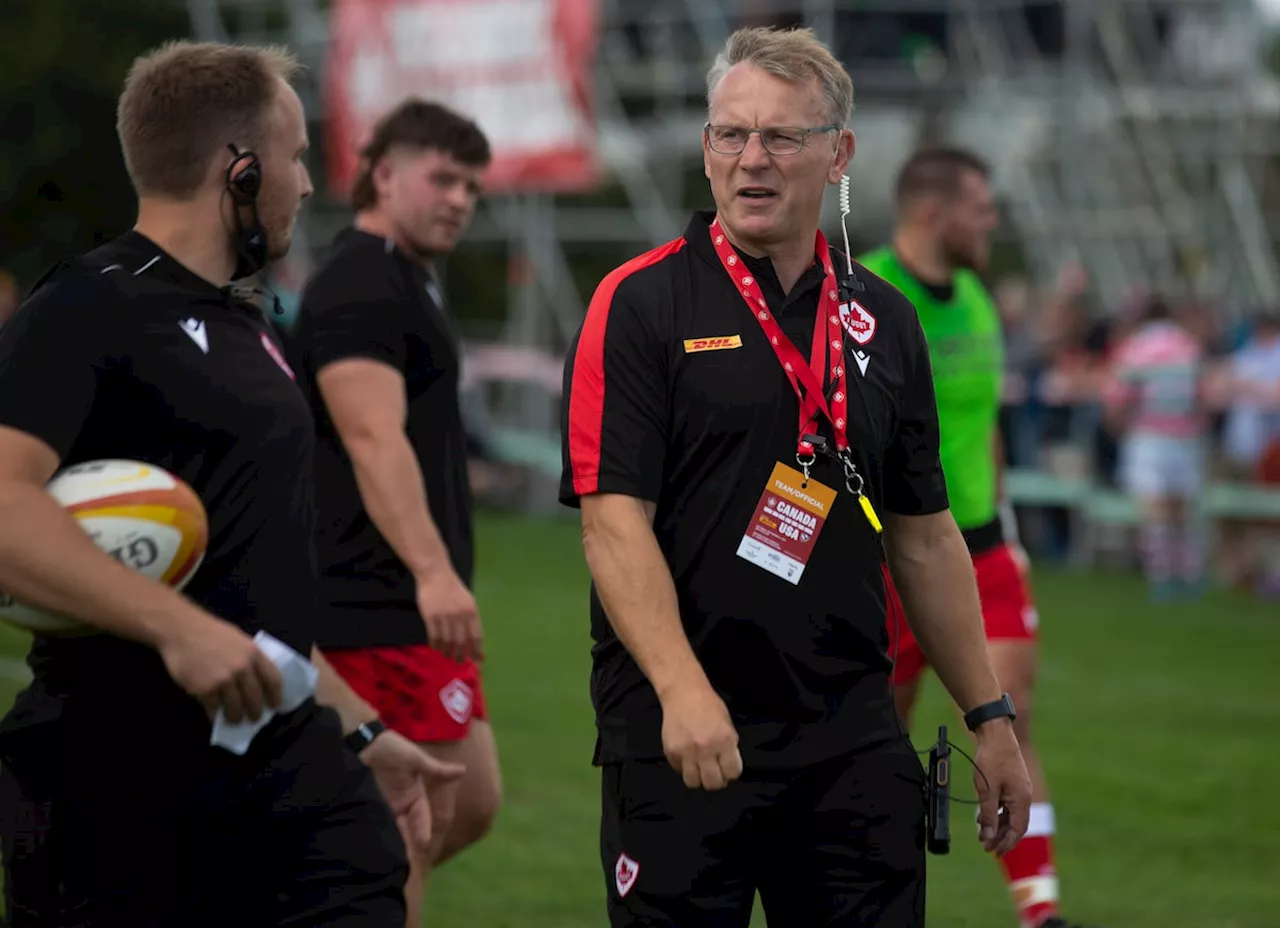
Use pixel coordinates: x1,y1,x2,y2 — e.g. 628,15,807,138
324,0,600,197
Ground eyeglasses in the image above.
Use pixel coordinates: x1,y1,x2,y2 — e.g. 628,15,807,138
704,123,840,155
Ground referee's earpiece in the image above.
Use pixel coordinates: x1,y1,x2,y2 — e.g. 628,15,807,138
224,144,267,281
226,145,263,204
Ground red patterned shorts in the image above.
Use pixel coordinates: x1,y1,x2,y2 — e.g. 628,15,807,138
323,644,487,744
883,543,1038,686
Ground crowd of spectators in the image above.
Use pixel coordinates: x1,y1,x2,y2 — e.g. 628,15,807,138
995,263,1280,594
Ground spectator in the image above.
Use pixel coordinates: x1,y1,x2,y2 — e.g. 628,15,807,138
1220,311,1280,476
1031,288,1099,559
1258,438,1280,600
1102,295,1209,601
1217,312,1280,591
994,276,1038,469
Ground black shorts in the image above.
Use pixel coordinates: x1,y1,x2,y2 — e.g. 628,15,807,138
600,738,926,927
0,699,408,927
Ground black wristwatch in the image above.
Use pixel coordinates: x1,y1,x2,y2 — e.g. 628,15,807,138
963,693,1017,732
343,719,387,755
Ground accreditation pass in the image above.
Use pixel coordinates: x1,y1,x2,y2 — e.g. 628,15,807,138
736,462,838,585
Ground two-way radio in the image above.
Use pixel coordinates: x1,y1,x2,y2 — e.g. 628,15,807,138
926,725,952,855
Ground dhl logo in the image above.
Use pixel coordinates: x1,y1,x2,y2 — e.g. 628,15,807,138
682,335,743,353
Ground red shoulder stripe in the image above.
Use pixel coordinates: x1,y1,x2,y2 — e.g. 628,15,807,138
567,237,686,496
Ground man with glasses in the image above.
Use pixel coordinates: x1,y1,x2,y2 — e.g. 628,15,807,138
559,25,1031,928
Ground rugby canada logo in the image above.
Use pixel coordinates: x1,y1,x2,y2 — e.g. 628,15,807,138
615,853,640,898
439,679,474,725
838,300,877,346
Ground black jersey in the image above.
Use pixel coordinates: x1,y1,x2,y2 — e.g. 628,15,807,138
0,231,318,748
291,229,474,649
561,212,949,770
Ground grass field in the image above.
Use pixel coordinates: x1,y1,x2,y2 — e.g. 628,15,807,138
0,510,1277,926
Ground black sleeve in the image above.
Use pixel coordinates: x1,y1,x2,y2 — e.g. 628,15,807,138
559,278,669,508
883,305,950,517
0,271,111,459
294,256,409,374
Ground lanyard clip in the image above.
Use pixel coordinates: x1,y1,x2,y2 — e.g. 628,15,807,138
838,449,864,496
839,449,883,533
801,433,828,456
798,433,827,482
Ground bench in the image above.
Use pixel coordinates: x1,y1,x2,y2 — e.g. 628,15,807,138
1004,467,1280,565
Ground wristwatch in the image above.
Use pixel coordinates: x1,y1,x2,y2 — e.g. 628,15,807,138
963,693,1017,732
343,719,387,755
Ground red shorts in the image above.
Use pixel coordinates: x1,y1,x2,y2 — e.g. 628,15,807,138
883,543,1038,687
323,644,487,744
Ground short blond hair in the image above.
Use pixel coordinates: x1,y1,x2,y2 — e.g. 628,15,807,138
117,40,301,199
706,26,854,128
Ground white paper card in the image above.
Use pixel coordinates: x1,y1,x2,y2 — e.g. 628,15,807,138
209,631,318,755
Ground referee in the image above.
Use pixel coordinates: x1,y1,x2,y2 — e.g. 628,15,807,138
560,26,1031,927
0,41,452,926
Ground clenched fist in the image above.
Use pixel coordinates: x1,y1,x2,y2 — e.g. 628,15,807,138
159,614,283,723
659,680,743,791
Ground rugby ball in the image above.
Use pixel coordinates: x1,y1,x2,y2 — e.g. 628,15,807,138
0,460,208,636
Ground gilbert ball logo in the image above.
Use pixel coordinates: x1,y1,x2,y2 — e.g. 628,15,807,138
838,300,877,346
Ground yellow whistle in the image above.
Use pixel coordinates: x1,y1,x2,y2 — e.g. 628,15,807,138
859,494,883,534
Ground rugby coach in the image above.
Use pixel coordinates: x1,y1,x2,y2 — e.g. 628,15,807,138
560,26,1032,927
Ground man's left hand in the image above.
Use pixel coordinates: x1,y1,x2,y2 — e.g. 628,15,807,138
972,720,1032,857
361,729,466,855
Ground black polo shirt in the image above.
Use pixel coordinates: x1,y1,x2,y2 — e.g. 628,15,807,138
560,211,949,770
0,231,317,748
291,228,473,650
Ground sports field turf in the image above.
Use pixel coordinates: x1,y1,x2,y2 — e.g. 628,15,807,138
0,510,1276,926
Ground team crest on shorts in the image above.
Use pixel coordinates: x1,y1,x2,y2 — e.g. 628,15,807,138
260,332,296,380
439,678,474,725
615,853,640,898
838,300,877,346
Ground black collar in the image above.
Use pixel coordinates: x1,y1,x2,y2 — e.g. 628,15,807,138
115,230,264,316
684,210,836,311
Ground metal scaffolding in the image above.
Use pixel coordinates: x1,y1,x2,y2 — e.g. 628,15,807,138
939,0,1280,315
186,0,1280,500
188,0,1280,315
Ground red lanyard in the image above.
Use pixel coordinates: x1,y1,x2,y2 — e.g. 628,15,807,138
708,217,848,459
706,217,882,534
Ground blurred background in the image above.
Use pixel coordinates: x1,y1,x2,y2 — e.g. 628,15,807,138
7,0,1279,591
2,3,1280,925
